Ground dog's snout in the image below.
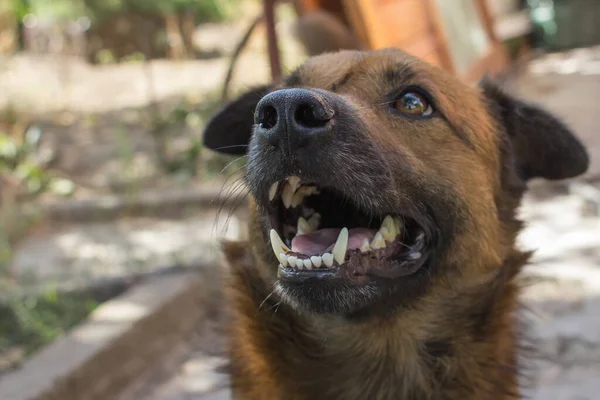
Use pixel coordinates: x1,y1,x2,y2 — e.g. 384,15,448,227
255,89,333,148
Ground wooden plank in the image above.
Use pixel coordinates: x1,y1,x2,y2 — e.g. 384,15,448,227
295,0,321,13
344,0,435,51
341,0,500,79
344,0,380,49
296,0,350,26
420,48,444,68
423,0,455,74
374,0,432,48
473,0,499,44
401,34,438,60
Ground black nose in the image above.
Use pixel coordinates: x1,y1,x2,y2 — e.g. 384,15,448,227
255,89,333,149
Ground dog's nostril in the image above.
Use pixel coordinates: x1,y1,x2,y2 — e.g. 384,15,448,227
294,103,330,129
258,105,278,130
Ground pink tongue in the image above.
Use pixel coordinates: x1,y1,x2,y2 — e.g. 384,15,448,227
291,228,376,256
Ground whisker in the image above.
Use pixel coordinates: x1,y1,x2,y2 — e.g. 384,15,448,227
212,177,248,239
212,144,249,152
353,100,397,112
219,155,248,175
221,191,250,238
258,291,276,312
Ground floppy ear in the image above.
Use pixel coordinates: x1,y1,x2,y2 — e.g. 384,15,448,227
481,80,589,181
203,85,272,155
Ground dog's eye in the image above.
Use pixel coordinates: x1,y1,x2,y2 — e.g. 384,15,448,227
393,92,433,117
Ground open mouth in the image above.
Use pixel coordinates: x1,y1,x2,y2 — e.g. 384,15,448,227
267,176,429,282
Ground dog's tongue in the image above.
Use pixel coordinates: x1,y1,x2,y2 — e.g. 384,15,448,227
291,228,376,256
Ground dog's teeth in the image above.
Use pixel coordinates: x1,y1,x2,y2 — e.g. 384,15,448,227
308,213,321,230
381,215,397,240
284,177,300,207
332,227,348,265
322,253,334,267
416,232,424,242
280,253,288,267
303,259,313,269
291,186,320,208
370,232,386,249
291,191,303,208
268,182,279,201
310,256,322,268
380,227,395,242
360,239,371,253
297,217,312,235
282,184,295,208
374,215,397,244
306,186,320,196
288,255,298,266
287,176,301,190
270,229,290,261
295,258,304,269
409,252,422,260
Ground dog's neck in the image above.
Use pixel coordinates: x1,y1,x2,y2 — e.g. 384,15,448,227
225,241,525,400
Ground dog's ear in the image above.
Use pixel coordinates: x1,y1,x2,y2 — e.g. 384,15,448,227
481,80,589,181
203,85,272,155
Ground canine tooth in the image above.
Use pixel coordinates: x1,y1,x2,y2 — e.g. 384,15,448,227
381,215,397,239
360,239,371,253
288,255,298,266
370,232,386,249
268,182,279,201
296,258,304,269
379,227,395,242
270,229,290,261
332,228,348,265
282,184,295,208
291,192,304,208
303,259,313,269
287,176,301,190
280,253,288,267
297,217,312,235
310,256,322,268
308,213,321,230
409,252,422,260
322,253,334,267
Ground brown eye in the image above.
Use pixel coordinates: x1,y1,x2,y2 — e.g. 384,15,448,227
393,92,433,117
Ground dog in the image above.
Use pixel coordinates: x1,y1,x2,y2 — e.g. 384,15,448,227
203,49,589,399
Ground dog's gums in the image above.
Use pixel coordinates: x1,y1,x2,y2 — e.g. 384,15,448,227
267,176,427,281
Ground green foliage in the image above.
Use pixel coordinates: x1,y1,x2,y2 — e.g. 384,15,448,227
0,130,74,198
84,0,238,20
6,0,240,22
0,287,98,357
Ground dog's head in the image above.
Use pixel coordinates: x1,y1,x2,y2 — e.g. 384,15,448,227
204,49,588,316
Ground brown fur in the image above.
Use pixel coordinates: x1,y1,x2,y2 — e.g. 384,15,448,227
204,49,589,399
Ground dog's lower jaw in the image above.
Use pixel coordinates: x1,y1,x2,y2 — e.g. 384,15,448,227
225,242,525,400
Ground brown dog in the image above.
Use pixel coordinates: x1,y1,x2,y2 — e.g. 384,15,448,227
203,49,589,400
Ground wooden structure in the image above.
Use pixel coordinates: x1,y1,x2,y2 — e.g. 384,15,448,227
293,0,508,83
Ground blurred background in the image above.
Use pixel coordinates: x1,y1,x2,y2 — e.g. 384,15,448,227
0,0,598,399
